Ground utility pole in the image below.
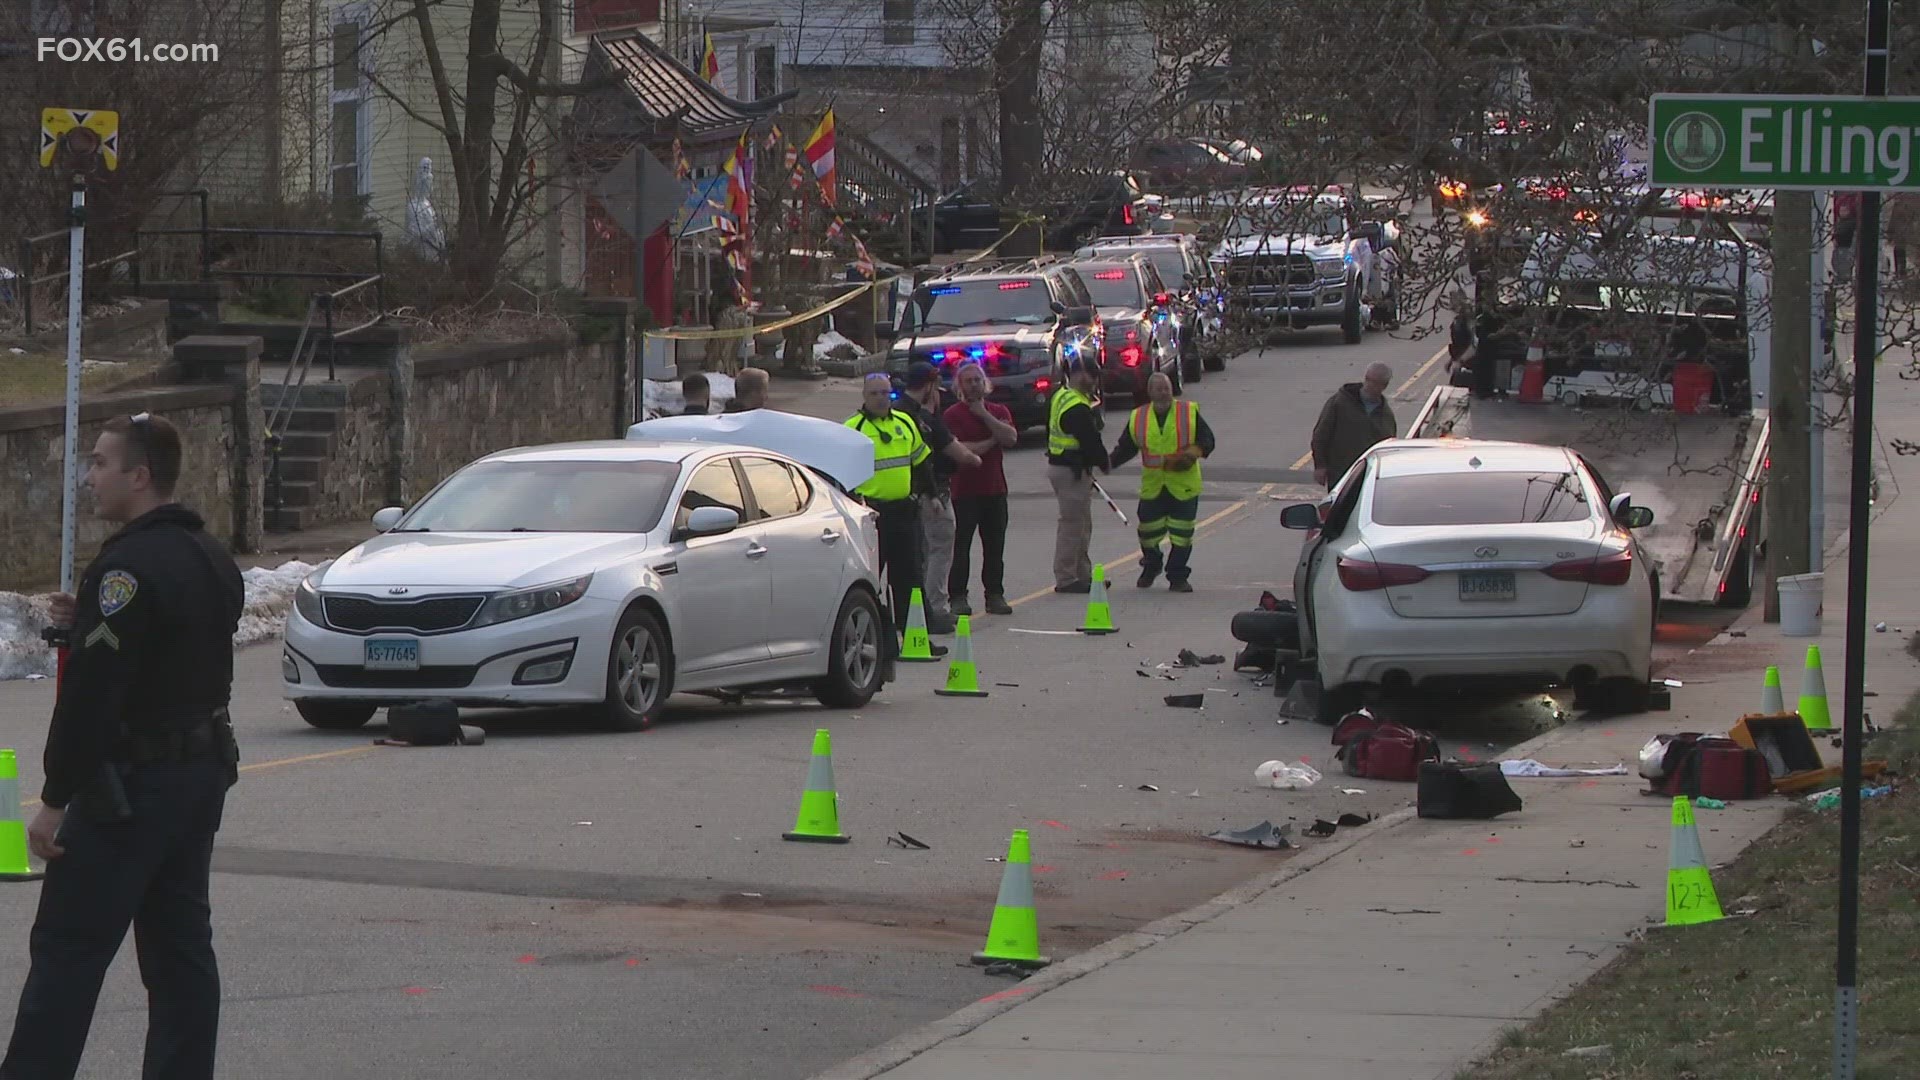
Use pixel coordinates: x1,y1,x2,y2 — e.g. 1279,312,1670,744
1811,191,1831,562
1766,190,1814,622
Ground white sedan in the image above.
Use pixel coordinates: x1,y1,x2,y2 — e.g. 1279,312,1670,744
282,427,889,731
1279,438,1659,719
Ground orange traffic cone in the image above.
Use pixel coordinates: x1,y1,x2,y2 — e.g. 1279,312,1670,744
1517,331,1548,403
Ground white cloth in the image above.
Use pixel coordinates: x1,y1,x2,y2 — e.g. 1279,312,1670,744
1498,759,1629,778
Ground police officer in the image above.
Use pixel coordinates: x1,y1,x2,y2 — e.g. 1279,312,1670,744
894,362,981,633
3,412,244,1080
846,374,945,656
1110,371,1216,592
1046,354,1110,593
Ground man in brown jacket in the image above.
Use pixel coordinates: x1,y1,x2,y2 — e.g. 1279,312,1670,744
1311,362,1397,488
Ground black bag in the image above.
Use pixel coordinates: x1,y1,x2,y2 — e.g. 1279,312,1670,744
1417,762,1524,820
387,700,467,746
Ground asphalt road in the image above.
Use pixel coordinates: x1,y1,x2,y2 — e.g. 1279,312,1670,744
0,323,1728,1079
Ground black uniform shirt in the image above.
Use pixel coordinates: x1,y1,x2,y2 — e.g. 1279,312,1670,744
41,504,244,808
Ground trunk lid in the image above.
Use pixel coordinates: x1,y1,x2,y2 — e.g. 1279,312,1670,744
1358,521,1605,618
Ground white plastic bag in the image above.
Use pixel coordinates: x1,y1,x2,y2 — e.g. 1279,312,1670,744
1256,759,1322,790
1638,735,1675,780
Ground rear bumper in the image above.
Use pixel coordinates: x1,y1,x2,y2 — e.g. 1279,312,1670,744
1315,592,1652,690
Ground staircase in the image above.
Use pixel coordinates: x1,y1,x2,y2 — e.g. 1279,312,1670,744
265,403,347,532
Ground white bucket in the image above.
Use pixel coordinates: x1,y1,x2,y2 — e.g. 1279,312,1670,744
1777,572,1824,638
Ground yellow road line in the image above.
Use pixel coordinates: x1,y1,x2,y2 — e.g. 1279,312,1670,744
1005,482,1277,609
22,745,376,810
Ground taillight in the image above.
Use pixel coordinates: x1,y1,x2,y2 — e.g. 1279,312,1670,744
1034,377,1052,392
1122,202,1136,226
1336,556,1430,591
1121,345,1145,367
1545,547,1633,586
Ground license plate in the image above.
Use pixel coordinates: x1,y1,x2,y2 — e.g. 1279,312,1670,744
363,637,421,671
1458,571,1516,602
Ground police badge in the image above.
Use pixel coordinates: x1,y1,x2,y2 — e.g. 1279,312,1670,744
98,569,138,617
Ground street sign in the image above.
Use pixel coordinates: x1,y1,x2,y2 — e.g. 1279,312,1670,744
1651,94,1920,191
594,145,685,236
40,107,119,170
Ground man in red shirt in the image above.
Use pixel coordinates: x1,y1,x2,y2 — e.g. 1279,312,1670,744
944,361,1021,615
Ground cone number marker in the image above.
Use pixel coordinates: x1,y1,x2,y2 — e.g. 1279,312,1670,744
1668,880,1713,913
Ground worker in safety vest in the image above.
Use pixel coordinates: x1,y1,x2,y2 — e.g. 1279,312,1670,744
1045,353,1110,593
1109,371,1216,592
846,374,945,654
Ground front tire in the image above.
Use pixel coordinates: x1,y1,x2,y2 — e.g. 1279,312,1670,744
814,589,887,708
601,606,673,731
296,701,376,730
1341,280,1365,344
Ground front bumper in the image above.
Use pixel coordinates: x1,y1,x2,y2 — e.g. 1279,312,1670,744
281,598,617,708
1226,279,1348,323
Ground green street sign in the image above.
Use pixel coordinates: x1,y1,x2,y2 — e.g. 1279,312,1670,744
1650,93,1920,191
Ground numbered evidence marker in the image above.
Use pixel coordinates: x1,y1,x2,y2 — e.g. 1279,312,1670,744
1665,796,1725,927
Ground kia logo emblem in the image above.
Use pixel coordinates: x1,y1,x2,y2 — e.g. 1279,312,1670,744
1474,546,1499,558
387,587,410,595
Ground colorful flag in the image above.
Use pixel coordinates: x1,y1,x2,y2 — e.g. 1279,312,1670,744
825,217,845,240
672,138,691,181
802,109,837,207
722,131,754,298
700,33,719,83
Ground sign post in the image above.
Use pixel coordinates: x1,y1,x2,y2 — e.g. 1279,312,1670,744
38,108,118,685
1650,4,1892,1073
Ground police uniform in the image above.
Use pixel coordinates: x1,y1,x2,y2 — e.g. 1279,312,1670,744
1111,399,1216,590
845,408,932,631
2,504,244,1080
1045,379,1109,591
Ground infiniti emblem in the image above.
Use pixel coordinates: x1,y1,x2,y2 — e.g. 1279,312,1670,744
1474,546,1499,558
387,587,410,596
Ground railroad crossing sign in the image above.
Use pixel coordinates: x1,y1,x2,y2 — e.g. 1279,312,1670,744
40,107,120,171
1651,93,1920,191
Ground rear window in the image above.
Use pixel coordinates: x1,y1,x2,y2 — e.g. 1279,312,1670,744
1077,266,1144,307
1371,471,1590,526
900,279,1054,331
1084,246,1189,287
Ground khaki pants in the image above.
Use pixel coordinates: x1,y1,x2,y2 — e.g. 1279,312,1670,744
919,491,955,619
1049,464,1093,588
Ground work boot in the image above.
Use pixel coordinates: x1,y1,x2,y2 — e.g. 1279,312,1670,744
927,613,958,635
1137,564,1160,589
1168,578,1193,593
985,594,1014,615
951,597,973,617
1054,582,1091,595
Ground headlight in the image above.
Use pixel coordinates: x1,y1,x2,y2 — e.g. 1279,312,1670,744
1313,257,1346,279
472,575,593,628
294,570,326,626
1466,209,1492,229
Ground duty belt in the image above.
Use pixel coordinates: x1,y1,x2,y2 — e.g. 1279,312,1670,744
113,707,234,766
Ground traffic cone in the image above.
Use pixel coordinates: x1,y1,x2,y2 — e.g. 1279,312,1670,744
1517,331,1548,403
1798,645,1832,731
782,729,851,844
971,829,1051,969
1760,665,1784,714
1078,563,1117,635
935,616,989,698
1,749,43,883
899,587,938,663
1664,795,1724,927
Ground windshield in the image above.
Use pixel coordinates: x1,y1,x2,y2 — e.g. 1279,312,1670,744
1226,206,1346,239
1076,266,1146,307
401,459,680,533
900,279,1054,331
1372,471,1591,526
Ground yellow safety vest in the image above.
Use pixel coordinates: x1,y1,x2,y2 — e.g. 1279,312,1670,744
1048,386,1095,458
1130,401,1203,499
845,410,929,502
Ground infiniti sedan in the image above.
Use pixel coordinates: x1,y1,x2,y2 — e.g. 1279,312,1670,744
1279,439,1660,720
282,431,889,732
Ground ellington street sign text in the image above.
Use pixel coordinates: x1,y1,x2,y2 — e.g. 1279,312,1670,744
1650,93,1920,191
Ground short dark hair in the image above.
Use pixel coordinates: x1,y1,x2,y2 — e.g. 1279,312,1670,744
682,372,710,396
102,412,182,497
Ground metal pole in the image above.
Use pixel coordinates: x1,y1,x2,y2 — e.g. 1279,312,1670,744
323,293,337,382
1836,3,1889,1076
633,142,648,313
1811,191,1828,561
20,237,33,335
59,175,86,596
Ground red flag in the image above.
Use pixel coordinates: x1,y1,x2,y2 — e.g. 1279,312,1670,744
802,109,837,208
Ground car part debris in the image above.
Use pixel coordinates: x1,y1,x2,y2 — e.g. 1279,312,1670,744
1165,693,1205,708
1206,820,1293,849
1336,812,1371,827
886,831,931,850
1137,784,1160,792
1305,819,1338,838
1176,648,1226,667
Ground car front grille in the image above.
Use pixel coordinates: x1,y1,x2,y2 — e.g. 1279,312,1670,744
322,594,485,634
1227,255,1316,288
315,665,480,689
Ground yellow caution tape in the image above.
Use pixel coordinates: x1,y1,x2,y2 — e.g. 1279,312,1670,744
643,274,907,342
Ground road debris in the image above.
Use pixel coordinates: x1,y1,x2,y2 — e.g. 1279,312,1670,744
1256,759,1321,789
1305,819,1338,837
1339,788,1366,795
886,831,932,850
1693,797,1728,810
1569,838,1586,848
1206,820,1293,849
1165,693,1206,708
1563,1045,1613,1059
1175,648,1226,667
1876,621,1888,632
981,962,1031,980
1367,907,1441,915
1498,759,1629,778
1496,876,1640,889
1137,784,1160,792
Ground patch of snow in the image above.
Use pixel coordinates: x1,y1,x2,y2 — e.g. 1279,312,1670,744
0,559,320,682
640,373,736,419
814,330,859,360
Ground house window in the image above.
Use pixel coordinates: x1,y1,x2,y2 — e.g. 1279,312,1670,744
753,45,777,100
882,0,914,46
572,0,662,35
329,10,372,202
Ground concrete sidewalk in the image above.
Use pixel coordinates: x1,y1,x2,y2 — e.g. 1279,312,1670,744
814,383,1920,1079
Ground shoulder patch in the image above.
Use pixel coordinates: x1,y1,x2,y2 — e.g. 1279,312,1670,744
98,570,138,617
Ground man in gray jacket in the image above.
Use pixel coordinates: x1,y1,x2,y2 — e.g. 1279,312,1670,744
1311,362,1397,489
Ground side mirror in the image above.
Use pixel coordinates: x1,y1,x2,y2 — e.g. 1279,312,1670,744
1608,492,1632,520
371,506,406,532
1621,505,1655,530
1050,300,1067,316
684,505,742,538
1279,503,1322,530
